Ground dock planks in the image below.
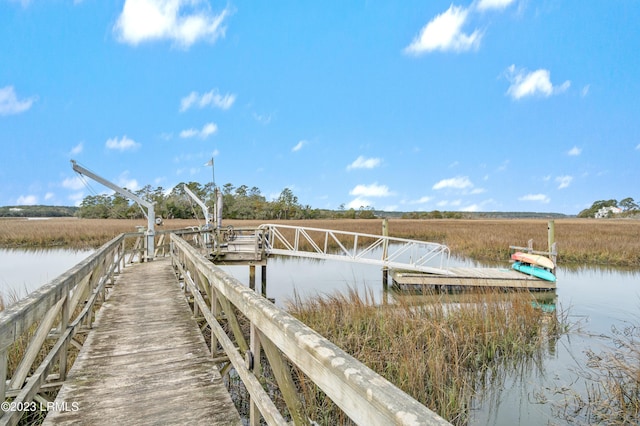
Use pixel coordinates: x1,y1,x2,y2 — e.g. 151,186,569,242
393,267,556,291
44,257,241,425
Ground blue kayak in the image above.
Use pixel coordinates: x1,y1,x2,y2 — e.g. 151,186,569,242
512,261,556,282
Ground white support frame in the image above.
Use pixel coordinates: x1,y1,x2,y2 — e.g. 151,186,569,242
259,224,452,275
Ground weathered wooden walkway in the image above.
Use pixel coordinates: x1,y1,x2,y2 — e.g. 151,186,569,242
43,257,241,425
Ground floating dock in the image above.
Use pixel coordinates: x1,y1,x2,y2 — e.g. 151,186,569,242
392,267,556,292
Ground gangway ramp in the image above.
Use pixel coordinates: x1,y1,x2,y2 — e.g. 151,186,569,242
259,224,452,275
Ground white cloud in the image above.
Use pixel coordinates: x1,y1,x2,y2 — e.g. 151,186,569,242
180,129,198,138
16,195,38,205
69,192,85,205
568,146,581,156
180,89,235,111
70,142,84,155
461,204,480,212
476,0,515,11
410,196,433,204
179,122,217,139
519,193,550,203
44,192,54,201
347,197,373,209
253,112,273,125
505,65,570,99
0,86,36,115
106,135,140,151
635,144,640,150
404,5,481,55
581,84,590,97
62,176,86,191
117,172,139,191
350,183,392,197
201,122,218,137
432,176,473,190
347,156,381,170
436,199,462,208
114,0,229,48
555,175,573,189
292,140,307,152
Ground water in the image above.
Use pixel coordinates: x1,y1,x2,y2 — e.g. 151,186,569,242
2,247,639,425
0,248,94,303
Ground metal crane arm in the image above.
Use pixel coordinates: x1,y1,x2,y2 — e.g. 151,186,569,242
71,159,155,259
71,160,154,214
183,185,211,225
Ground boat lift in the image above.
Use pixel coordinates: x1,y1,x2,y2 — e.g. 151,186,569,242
183,184,213,229
71,160,156,260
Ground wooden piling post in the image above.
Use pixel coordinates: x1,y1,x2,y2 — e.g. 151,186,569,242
249,264,256,290
548,220,557,272
261,265,267,297
382,218,389,290
548,220,555,254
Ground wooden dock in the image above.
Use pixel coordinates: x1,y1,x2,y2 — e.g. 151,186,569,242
392,267,556,291
43,257,241,425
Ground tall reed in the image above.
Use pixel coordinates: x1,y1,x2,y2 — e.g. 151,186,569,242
287,288,562,425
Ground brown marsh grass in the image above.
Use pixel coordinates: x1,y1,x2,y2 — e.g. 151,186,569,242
287,288,562,425
3,217,638,266
220,218,640,267
0,218,202,249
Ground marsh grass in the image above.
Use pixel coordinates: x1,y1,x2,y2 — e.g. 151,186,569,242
286,288,562,425
0,218,202,249
4,217,638,266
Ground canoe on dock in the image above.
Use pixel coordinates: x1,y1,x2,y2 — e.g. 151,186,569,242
511,261,556,282
511,251,555,269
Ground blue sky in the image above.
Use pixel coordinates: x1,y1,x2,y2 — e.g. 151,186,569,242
1,0,638,215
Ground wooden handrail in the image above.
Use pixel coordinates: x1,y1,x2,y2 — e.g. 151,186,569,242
0,233,130,423
170,233,451,426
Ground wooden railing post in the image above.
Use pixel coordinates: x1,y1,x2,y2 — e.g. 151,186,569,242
0,349,6,408
58,290,70,381
210,279,219,355
249,324,262,426
258,329,307,425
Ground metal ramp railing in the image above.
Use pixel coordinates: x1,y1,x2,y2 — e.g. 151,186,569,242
258,224,452,275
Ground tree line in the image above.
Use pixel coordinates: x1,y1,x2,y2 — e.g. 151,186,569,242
74,182,378,220
577,197,639,218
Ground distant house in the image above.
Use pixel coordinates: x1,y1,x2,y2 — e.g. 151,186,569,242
595,206,623,218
